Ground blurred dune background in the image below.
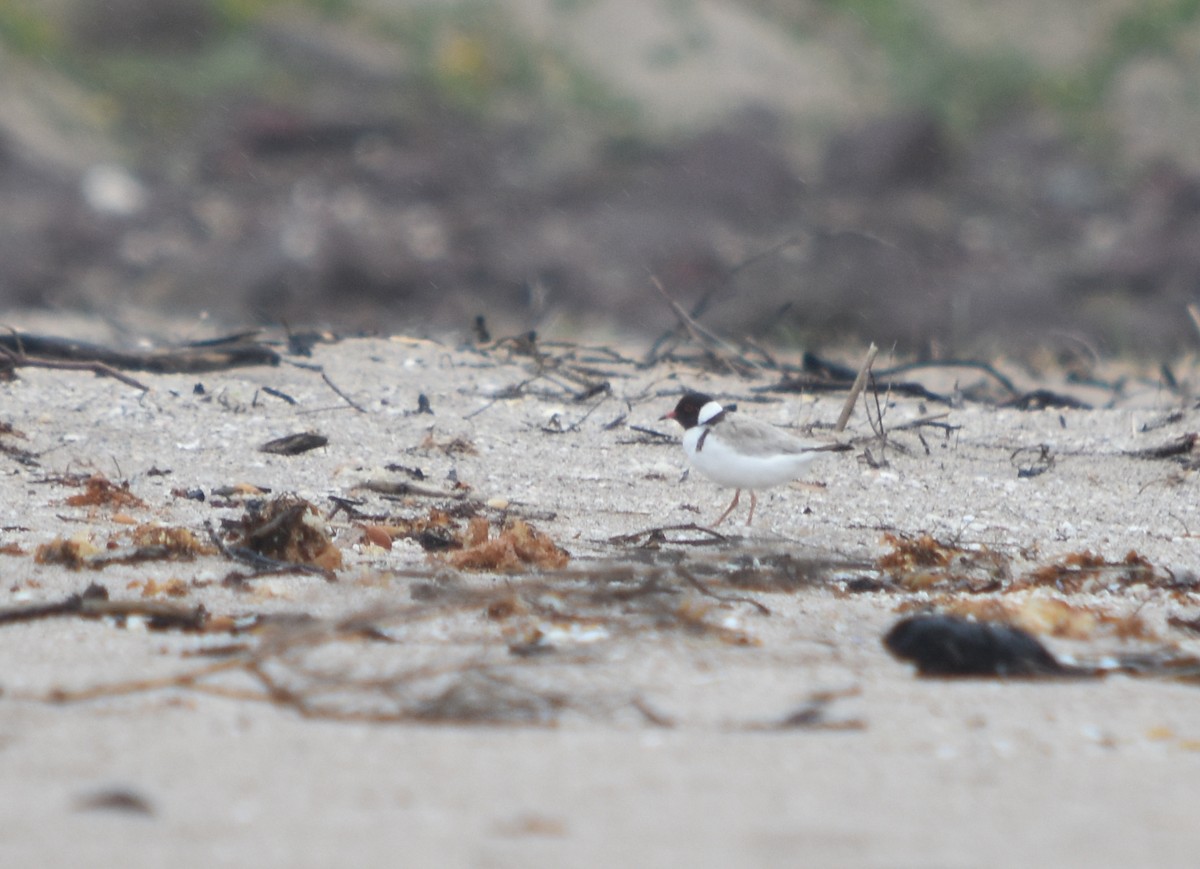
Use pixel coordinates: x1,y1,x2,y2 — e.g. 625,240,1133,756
3,0,1200,354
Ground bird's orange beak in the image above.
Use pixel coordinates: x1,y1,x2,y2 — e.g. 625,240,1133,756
660,410,676,421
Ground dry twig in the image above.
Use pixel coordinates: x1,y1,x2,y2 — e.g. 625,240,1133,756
835,343,877,433
0,342,149,391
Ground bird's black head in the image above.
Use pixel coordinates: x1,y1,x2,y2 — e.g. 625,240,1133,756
663,391,719,429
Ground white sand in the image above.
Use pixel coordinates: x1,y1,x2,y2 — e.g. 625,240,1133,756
2,321,1199,868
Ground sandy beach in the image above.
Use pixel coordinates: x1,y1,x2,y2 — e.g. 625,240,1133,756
2,315,1200,867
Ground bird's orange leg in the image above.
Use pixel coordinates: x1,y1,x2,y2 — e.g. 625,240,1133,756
711,489,742,526
745,491,758,526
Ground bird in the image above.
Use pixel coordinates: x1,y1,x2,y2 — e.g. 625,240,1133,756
662,391,847,526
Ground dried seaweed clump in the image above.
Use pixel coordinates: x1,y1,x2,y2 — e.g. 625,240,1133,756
232,495,343,570
35,524,215,571
878,533,955,572
448,517,569,572
1015,550,1160,593
35,534,101,568
876,533,1009,591
130,524,214,557
419,433,478,456
359,508,458,552
913,595,1152,641
134,578,191,598
64,474,145,509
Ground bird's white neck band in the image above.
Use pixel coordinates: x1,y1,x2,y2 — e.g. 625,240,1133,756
697,400,725,425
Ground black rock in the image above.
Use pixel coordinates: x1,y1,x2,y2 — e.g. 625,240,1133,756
884,614,1066,677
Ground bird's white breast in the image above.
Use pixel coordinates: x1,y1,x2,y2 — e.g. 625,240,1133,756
681,424,822,489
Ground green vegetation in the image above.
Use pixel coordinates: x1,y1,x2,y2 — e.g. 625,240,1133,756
6,0,1200,160
374,0,637,123
211,0,353,28
810,0,1043,132
794,0,1200,154
0,0,637,151
0,2,61,56
1052,0,1200,113
81,37,280,145
1109,0,1200,57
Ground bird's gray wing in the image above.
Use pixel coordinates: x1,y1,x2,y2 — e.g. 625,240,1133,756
716,416,831,457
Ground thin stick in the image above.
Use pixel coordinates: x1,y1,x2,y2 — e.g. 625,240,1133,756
676,566,770,616
47,657,247,703
835,343,877,432
285,359,368,413
0,345,150,391
890,412,957,432
320,368,367,413
650,277,755,372
876,359,1018,396
645,235,803,362
865,371,888,439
